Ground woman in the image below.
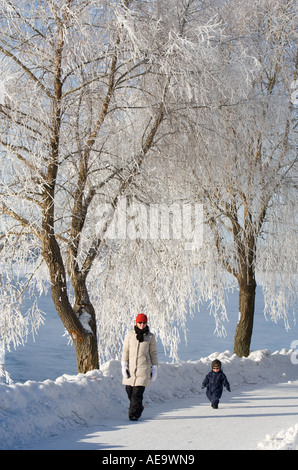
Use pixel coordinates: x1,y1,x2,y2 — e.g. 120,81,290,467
121,313,158,421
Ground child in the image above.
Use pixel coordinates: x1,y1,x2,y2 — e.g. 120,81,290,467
202,359,231,409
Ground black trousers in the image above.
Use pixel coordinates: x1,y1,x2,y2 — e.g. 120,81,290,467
125,385,145,419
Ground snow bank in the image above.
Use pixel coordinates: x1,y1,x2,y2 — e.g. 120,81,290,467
1,349,297,450
258,424,298,450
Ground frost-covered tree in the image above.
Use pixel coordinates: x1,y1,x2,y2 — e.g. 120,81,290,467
0,0,227,370
183,0,297,356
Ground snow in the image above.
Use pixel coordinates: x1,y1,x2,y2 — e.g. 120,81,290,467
1,350,298,450
1,288,298,451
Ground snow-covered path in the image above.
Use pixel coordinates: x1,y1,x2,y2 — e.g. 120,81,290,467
26,381,298,451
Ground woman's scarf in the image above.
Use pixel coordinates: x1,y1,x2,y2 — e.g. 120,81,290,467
134,325,149,342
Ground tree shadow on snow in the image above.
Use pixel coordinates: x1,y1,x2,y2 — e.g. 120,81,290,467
27,384,298,450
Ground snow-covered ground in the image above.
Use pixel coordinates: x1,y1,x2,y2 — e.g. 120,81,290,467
1,288,298,451
1,350,298,450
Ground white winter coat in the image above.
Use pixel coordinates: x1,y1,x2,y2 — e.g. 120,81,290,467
122,329,158,387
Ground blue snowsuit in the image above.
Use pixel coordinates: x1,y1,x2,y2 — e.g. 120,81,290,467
202,370,230,406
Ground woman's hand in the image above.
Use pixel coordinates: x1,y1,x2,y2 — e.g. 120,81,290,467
121,361,130,379
151,365,158,382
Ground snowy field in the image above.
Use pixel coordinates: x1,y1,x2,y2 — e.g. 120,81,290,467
1,287,298,451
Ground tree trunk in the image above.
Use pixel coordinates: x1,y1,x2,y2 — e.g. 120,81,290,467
71,278,99,373
73,330,99,373
233,278,257,357
43,241,100,373
50,277,99,374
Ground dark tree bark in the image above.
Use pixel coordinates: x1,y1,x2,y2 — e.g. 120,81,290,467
233,277,257,357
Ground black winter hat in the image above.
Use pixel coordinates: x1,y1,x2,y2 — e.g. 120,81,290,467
211,359,221,369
